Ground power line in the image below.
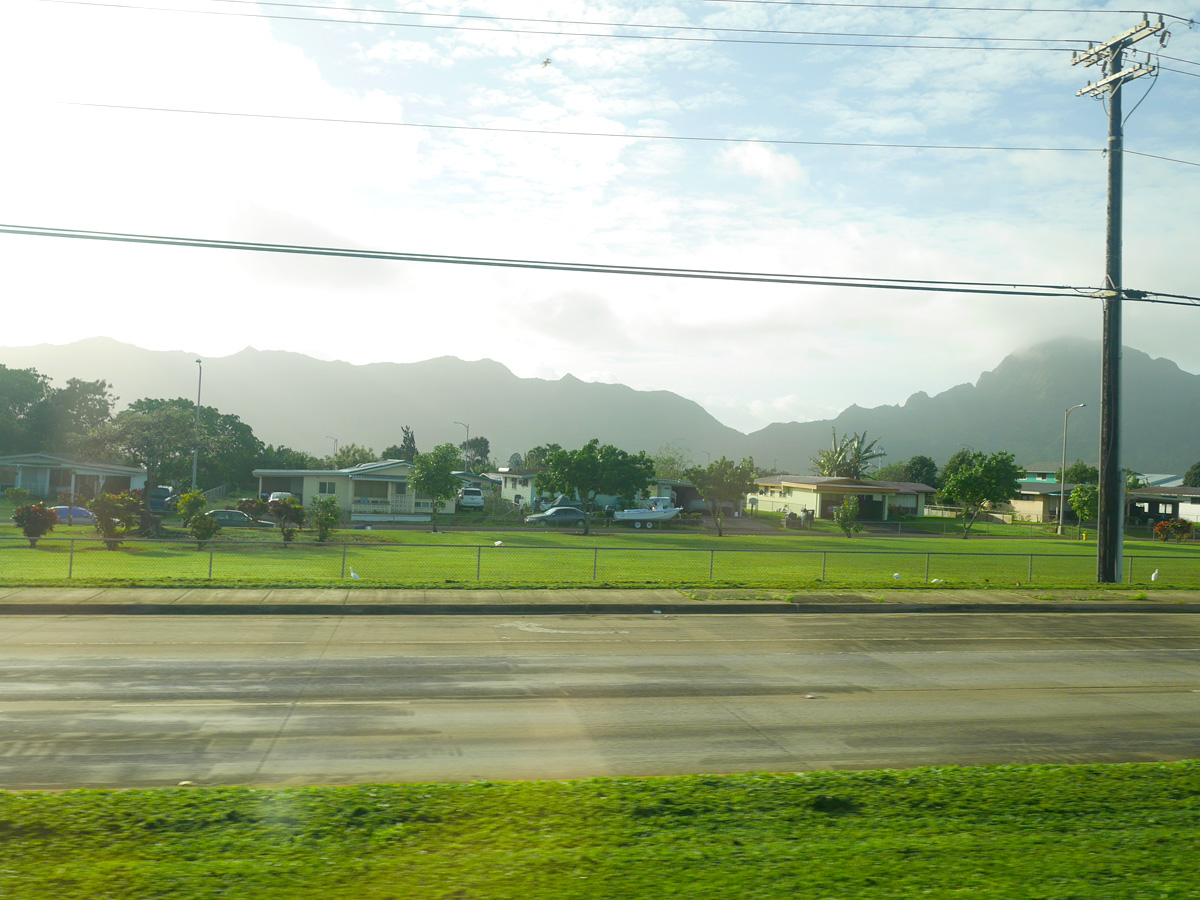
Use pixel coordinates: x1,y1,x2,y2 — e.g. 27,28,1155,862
61,101,1109,156
685,0,1196,25
36,0,1089,51
0,223,1107,298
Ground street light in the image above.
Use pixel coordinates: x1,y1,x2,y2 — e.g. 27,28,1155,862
191,359,202,491
454,421,470,471
1059,403,1086,536
325,435,338,459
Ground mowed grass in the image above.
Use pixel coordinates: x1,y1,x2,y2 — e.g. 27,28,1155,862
3,763,1199,900
2,527,1198,588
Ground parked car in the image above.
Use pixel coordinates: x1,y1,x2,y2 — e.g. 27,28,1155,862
148,486,176,512
267,492,294,503
49,506,97,525
204,509,274,528
524,506,587,527
458,487,485,509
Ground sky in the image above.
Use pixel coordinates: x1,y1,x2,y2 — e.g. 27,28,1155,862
2,0,1198,434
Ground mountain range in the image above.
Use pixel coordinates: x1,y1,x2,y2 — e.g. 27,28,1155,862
2,337,1197,473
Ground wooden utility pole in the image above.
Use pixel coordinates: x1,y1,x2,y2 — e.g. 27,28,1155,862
1072,16,1163,583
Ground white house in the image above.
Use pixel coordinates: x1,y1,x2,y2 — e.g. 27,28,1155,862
252,459,458,523
754,475,934,520
0,453,147,499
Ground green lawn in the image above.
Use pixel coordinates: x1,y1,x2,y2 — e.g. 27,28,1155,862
3,762,1198,899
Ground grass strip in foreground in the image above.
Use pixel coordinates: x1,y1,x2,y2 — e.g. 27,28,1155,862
3,762,1199,899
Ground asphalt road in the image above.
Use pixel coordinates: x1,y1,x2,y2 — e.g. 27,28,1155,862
2,612,1199,789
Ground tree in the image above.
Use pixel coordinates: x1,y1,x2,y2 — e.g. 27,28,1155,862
684,456,756,537
125,398,264,490
85,405,197,531
507,452,523,469
238,497,269,520
27,378,116,453
1057,460,1099,485
832,496,863,538
308,495,342,543
872,461,908,482
903,455,939,489
651,444,692,481
12,503,57,547
809,430,885,479
258,445,320,471
268,496,305,542
1185,460,1200,489
89,492,141,550
1069,483,1098,530
939,450,1023,539
0,365,50,454
327,443,377,469
410,443,462,533
538,440,654,535
461,436,491,473
174,491,207,525
188,513,220,548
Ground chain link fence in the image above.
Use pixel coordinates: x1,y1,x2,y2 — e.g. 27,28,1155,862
2,537,1198,587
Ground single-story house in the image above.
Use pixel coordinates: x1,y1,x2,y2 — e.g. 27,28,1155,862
0,453,147,499
252,459,461,523
1128,485,1200,524
1010,481,1080,524
492,467,548,507
755,475,932,520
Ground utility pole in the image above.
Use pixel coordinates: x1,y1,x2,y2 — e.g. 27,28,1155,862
191,359,202,491
1072,15,1163,583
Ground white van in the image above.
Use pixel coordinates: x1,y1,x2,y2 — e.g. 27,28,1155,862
458,487,485,509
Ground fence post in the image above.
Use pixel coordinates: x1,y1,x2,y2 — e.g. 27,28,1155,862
68,539,74,579
341,543,347,579
1128,557,1134,583
821,551,827,581
477,545,482,581
925,553,930,583
1028,554,1034,583
208,545,214,580
593,547,598,582
709,549,715,580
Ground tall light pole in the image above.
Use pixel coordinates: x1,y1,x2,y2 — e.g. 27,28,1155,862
1058,403,1086,536
454,421,470,471
325,435,338,460
191,359,202,491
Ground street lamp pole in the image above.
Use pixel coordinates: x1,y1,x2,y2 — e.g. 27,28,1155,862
191,359,202,491
325,436,338,459
1059,403,1086,536
454,421,470,471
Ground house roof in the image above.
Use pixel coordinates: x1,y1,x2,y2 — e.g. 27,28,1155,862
870,480,937,495
0,453,146,477
755,475,901,494
1129,486,1200,499
252,460,414,479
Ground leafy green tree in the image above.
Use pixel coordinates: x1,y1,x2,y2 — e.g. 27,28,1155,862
461,436,491,473
940,448,975,485
126,398,264,490
903,455,939,488
684,456,756,537
308,495,342,543
809,430,885,479
652,444,693,481
872,461,908,482
1057,461,1099,485
400,426,418,461
538,440,654,535
26,378,116,453
1069,483,1098,529
1185,460,1200,488
939,450,1023,539
832,496,863,538
410,443,462,533
175,491,207,525
89,492,141,550
507,452,523,469
5,487,32,505
268,496,305,542
12,503,57,547
327,443,378,469
257,445,320,470
188,513,220,548
0,365,50,454
237,497,269,520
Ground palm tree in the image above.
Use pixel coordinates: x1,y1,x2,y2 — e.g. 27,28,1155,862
809,429,885,479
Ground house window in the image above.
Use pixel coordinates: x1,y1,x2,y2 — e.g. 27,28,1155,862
318,481,336,495
392,483,407,495
353,481,388,500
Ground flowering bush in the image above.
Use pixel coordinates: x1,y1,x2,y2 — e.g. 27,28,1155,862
89,493,142,550
12,503,57,546
1154,518,1194,542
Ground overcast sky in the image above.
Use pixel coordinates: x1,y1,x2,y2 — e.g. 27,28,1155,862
2,0,1198,433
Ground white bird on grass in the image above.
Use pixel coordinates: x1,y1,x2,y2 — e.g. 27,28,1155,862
931,579,944,584
893,573,901,580
1151,569,1159,582
349,567,361,580
494,540,503,546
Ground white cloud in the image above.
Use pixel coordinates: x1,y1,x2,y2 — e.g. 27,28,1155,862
719,143,806,189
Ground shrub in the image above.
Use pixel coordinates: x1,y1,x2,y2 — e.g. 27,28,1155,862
237,497,269,520
89,493,142,550
12,503,57,547
5,487,33,505
269,497,305,543
1154,518,1194,542
175,491,208,525
308,495,342,543
188,512,221,547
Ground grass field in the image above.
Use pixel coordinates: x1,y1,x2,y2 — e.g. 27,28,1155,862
2,526,1198,588
3,762,1198,899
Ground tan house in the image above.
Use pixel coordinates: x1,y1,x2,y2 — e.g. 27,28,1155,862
252,459,456,523
754,475,934,520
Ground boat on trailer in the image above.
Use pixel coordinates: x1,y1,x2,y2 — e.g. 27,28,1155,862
612,496,683,529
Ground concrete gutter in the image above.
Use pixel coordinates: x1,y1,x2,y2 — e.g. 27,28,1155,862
0,586,1197,615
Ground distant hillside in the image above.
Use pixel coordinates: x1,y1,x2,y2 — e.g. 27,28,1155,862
2,337,1196,473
